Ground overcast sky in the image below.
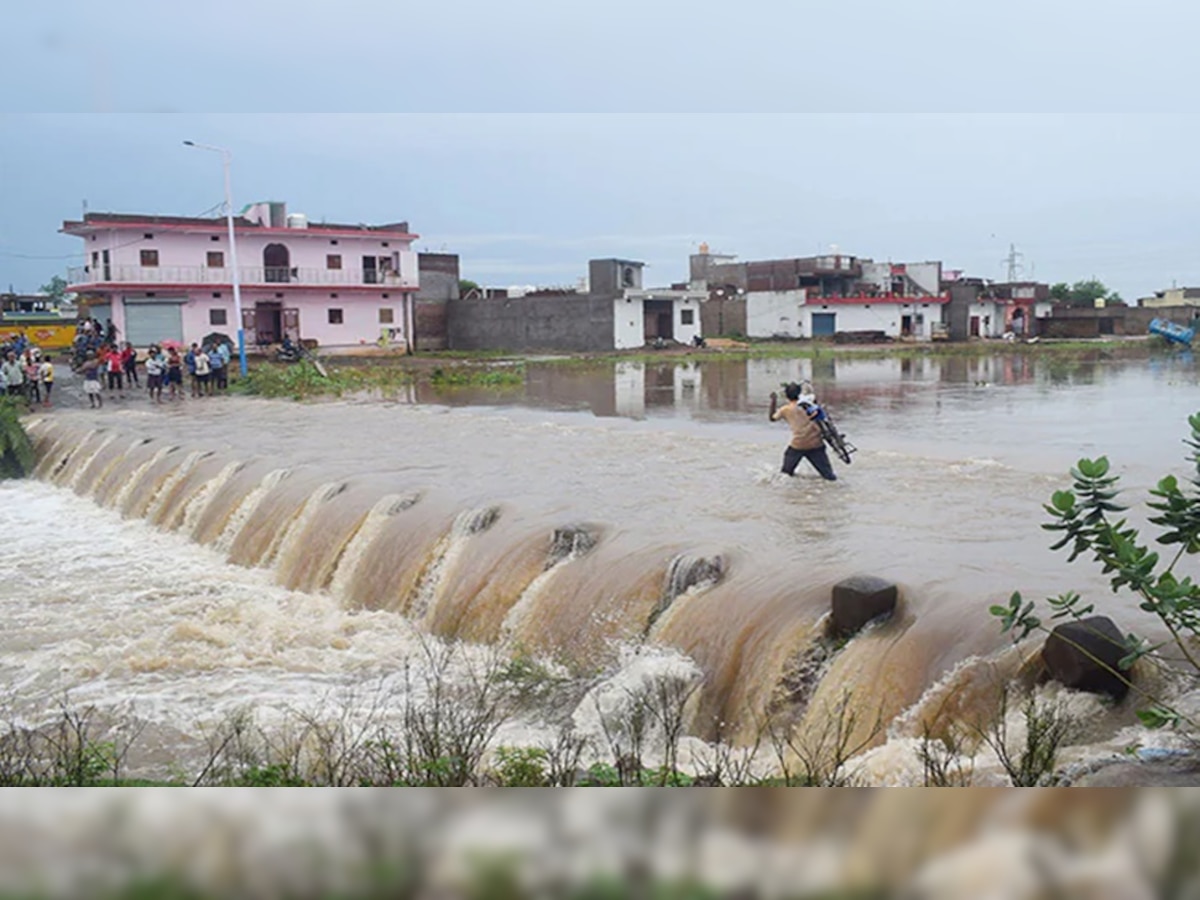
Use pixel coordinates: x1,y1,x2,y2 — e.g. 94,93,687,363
3,1,1199,298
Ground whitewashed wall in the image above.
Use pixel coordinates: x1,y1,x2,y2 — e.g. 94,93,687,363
674,298,702,345
614,296,645,349
746,289,806,338
802,301,947,340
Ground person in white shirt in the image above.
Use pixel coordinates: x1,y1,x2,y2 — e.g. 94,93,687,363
194,347,212,396
144,345,166,404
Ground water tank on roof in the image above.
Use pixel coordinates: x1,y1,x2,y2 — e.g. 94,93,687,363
286,213,309,229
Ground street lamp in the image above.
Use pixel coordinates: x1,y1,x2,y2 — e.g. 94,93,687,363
183,140,248,377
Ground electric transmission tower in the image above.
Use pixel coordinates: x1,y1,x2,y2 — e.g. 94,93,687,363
1002,243,1024,283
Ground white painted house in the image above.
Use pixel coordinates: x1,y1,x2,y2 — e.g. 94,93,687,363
802,295,950,339
740,260,951,341
595,260,706,350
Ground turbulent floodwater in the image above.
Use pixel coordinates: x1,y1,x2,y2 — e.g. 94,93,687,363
7,349,1200,783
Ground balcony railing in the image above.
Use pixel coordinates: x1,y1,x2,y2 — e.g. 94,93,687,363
66,265,417,289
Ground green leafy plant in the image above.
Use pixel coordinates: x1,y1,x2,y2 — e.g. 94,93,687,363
991,412,1200,731
577,761,621,786
0,396,33,479
490,746,549,786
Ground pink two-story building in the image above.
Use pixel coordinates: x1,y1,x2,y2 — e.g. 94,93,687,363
62,201,420,351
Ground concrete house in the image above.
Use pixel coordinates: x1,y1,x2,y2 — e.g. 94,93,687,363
1141,287,1200,308
692,246,951,340
62,202,420,350
447,258,707,352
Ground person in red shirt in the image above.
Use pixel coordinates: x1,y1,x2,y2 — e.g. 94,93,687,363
121,342,140,388
104,345,124,393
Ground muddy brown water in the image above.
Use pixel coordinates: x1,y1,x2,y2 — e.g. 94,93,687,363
9,349,1200,782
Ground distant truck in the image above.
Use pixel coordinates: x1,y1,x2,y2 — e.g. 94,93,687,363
1149,318,1195,346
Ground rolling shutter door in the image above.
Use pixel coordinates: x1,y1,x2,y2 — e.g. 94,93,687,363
812,312,836,337
124,301,184,347
86,303,112,325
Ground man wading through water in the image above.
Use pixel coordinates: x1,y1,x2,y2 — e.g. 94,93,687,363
769,382,837,480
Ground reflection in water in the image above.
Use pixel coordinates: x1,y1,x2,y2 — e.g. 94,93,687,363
9,348,1200,784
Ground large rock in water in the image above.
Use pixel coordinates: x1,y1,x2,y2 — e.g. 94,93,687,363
1041,616,1129,700
830,575,898,638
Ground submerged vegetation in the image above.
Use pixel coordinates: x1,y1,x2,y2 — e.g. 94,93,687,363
234,359,524,400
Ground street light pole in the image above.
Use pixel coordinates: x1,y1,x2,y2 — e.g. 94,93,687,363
183,140,248,377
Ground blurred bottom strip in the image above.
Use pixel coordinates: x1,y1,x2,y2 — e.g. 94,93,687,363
0,788,1192,899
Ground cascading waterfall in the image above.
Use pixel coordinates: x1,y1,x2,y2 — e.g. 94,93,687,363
65,432,116,491
22,411,1163,777
91,438,155,506
267,481,350,570
646,553,726,637
112,445,179,513
213,468,293,554
16,418,928,754
407,505,501,623
181,461,245,538
499,525,600,644
327,492,421,599
143,449,212,525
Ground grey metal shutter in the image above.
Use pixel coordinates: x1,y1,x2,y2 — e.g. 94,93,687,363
812,312,837,337
125,303,183,347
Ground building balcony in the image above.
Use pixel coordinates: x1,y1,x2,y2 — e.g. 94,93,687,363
66,265,418,291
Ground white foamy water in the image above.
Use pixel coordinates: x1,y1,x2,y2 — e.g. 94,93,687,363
0,480,465,767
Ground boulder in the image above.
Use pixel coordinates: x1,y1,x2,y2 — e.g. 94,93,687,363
829,575,898,638
1041,616,1129,700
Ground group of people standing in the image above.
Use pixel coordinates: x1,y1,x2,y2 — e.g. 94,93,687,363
144,341,231,403
76,341,232,408
1,348,54,407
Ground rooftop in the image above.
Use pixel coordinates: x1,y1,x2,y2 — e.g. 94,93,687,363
61,212,415,238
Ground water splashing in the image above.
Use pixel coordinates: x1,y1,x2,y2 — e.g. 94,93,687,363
112,445,179,514
328,492,422,601
546,524,598,570
182,462,246,538
213,468,292,555
269,482,350,570
407,505,502,621
646,553,725,635
143,450,212,524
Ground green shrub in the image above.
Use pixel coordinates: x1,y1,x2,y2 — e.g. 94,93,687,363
993,411,1200,733
490,746,549,786
0,396,33,479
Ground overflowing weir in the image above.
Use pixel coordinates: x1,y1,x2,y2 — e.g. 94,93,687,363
27,414,939,748
26,373,1178,782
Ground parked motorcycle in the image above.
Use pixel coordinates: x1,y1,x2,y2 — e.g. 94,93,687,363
273,339,329,377
275,343,303,363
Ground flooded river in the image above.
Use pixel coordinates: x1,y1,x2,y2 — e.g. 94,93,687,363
6,348,1200,783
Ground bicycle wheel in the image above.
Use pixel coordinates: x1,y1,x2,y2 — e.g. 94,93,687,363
819,419,856,465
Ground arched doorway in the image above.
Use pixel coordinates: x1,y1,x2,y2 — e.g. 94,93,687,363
264,244,290,283
1011,306,1026,336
